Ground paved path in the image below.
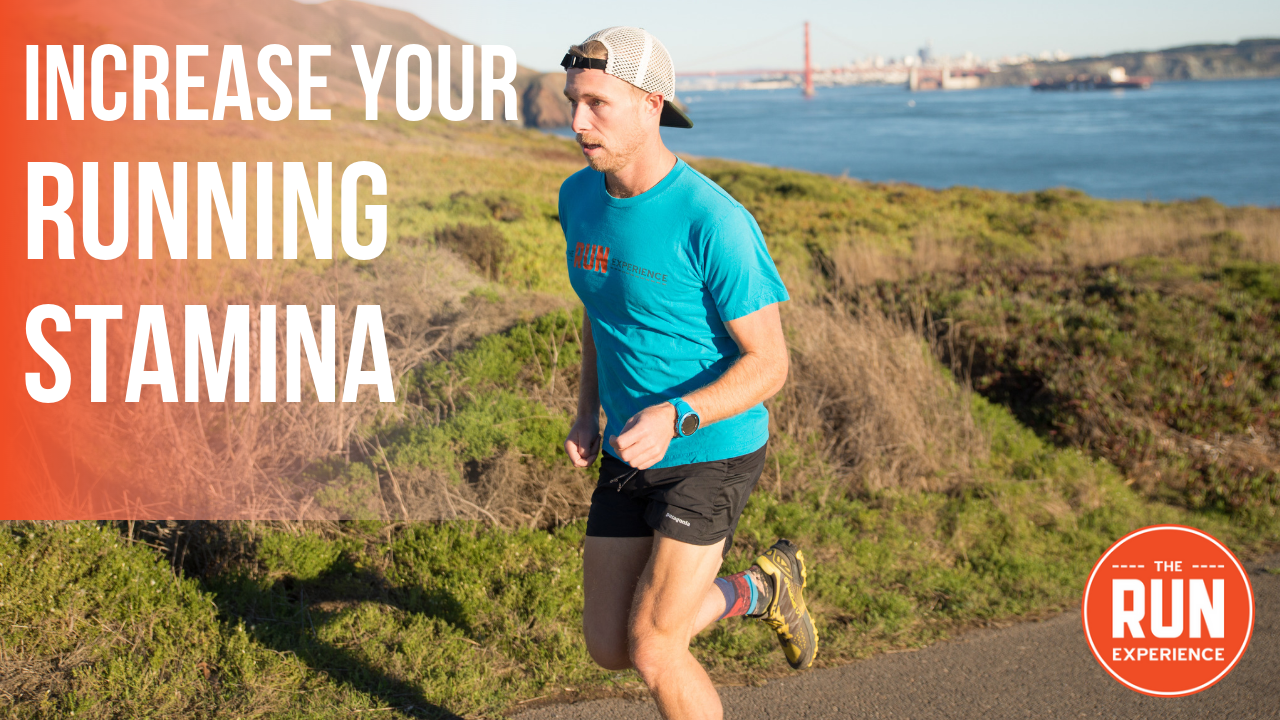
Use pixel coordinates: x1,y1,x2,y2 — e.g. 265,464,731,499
515,554,1280,720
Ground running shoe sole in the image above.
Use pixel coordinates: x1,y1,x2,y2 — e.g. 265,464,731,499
754,538,818,670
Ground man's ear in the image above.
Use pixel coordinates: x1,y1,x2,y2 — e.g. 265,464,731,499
646,91,665,119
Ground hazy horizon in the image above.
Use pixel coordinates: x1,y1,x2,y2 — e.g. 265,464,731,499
346,0,1280,73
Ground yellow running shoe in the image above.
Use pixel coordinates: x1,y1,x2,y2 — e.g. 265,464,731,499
754,539,818,670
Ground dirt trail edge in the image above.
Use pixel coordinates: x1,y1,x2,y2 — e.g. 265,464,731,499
514,554,1280,720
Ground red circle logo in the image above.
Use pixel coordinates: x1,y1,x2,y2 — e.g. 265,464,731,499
1082,525,1254,696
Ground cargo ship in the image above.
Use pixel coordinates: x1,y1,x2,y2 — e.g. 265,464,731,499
1031,66,1152,91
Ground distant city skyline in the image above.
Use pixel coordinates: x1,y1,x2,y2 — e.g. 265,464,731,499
349,0,1280,73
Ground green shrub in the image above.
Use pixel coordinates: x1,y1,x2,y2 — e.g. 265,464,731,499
434,222,510,280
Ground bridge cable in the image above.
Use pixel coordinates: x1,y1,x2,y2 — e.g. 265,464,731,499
681,22,804,73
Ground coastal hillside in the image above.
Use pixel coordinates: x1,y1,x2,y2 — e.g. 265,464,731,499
4,104,1278,717
988,37,1280,85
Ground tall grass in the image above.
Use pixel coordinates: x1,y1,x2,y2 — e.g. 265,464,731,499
770,302,985,497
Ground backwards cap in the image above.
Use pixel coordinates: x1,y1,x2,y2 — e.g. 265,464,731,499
562,26,693,128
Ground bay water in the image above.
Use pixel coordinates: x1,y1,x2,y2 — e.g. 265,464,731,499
559,77,1280,207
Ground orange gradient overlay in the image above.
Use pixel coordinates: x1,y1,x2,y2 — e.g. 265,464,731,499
0,1,443,518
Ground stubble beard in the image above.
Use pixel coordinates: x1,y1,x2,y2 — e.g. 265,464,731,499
577,118,647,175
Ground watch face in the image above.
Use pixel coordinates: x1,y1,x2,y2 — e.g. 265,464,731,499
680,412,699,436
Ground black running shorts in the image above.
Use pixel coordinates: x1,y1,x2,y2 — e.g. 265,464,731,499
585,445,766,556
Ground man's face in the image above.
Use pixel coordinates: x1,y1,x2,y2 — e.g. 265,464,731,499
564,68,659,174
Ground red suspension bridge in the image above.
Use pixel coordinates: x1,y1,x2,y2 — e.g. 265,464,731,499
673,22,997,95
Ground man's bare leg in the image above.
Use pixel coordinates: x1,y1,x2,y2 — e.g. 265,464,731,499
628,532,728,720
583,535,730,670
582,536,653,669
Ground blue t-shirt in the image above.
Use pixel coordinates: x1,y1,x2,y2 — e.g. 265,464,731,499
559,158,790,468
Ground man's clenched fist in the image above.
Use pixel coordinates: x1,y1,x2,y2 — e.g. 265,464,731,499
565,416,602,468
608,402,678,470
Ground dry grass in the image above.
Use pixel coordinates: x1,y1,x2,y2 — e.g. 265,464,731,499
393,451,593,529
769,300,986,497
28,247,573,520
814,197,1280,293
822,221,969,292
1060,209,1280,267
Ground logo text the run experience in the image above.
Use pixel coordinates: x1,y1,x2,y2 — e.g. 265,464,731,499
574,243,609,274
573,243,668,284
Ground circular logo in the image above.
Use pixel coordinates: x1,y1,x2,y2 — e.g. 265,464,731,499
1082,525,1254,696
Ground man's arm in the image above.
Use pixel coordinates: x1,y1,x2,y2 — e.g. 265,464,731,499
566,312,602,467
609,302,788,470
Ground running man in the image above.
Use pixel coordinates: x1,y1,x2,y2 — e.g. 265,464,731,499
558,27,818,720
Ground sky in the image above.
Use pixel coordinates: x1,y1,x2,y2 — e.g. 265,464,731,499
347,0,1280,73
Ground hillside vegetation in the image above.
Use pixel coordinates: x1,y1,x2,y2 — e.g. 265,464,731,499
986,37,1280,86
4,111,1280,718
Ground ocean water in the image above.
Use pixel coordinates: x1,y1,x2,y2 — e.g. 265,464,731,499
557,78,1280,207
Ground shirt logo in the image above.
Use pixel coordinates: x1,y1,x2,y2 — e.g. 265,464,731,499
611,258,668,284
574,243,610,275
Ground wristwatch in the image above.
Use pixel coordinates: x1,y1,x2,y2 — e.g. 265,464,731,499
668,397,700,438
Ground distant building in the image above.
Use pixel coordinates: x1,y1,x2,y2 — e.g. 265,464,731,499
908,65,986,91
919,40,934,65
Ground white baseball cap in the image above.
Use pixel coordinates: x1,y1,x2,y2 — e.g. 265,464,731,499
561,26,693,128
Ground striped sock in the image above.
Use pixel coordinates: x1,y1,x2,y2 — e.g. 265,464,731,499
714,566,773,620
